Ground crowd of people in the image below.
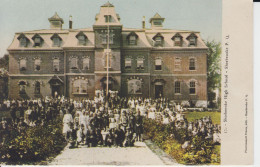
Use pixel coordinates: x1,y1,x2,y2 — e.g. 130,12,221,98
0,90,221,149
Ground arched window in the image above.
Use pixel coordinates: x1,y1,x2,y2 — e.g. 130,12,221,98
73,79,88,94
174,57,181,71
128,79,142,94
19,81,26,94
20,59,27,71
53,58,60,72
34,59,41,71
174,81,181,94
83,57,90,70
70,57,78,69
35,81,41,94
125,57,132,69
189,58,196,70
137,57,144,70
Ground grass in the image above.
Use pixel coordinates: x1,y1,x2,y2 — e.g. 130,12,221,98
184,111,221,125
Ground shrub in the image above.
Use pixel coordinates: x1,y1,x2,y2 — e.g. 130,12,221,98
143,118,220,165
0,118,66,165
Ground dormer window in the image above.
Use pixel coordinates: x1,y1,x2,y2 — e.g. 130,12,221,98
104,15,112,23
76,32,87,46
32,34,44,47
17,34,29,47
153,33,164,47
127,32,138,45
172,33,183,47
187,33,198,47
51,34,62,47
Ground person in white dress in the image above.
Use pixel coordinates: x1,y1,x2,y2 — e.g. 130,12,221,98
63,110,73,141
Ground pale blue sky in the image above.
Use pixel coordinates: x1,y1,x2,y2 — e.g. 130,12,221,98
0,0,221,57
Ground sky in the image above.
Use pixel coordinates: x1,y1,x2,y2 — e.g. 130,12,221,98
0,0,222,57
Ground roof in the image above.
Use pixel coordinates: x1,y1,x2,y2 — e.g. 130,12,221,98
101,2,114,7
48,12,64,24
149,13,165,23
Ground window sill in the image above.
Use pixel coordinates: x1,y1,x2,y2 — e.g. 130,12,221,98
128,93,142,95
189,94,197,95
155,70,162,71
174,93,181,95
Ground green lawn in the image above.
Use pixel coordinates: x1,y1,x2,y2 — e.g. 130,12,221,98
184,111,221,125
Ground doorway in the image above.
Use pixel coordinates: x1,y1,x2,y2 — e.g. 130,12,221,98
155,85,163,98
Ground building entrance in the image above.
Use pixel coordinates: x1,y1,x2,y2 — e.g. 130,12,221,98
155,85,163,98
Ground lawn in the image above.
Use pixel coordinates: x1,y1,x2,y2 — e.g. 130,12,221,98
184,111,221,125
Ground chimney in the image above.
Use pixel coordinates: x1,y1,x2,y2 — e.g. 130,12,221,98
69,15,73,29
142,16,146,29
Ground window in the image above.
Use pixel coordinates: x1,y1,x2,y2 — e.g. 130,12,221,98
128,79,142,94
83,57,90,70
19,81,26,94
101,34,114,44
174,57,181,71
53,59,60,72
34,81,40,94
73,79,88,94
78,35,86,45
154,36,163,47
76,32,87,46
129,35,137,45
53,37,61,47
137,57,144,69
125,58,131,69
20,37,28,47
155,58,162,70
174,81,181,94
20,59,27,71
18,34,29,47
189,37,196,46
190,81,196,94
70,57,78,69
174,37,182,46
154,21,162,25
32,34,43,47
34,37,42,47
34,59,41,71
104,15,112,23
189,58,196,70
172,33,183,47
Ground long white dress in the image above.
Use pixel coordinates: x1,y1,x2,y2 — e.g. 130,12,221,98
63,113,73,134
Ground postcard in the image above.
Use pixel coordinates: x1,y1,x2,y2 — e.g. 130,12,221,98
0,0,253,165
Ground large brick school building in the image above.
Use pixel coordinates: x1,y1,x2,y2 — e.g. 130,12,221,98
7,2,208,107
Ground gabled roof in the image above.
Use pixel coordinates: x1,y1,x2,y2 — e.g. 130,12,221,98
101,2,114,7
50,33,62,40
32,34,44,41
126,32,138,39
186,33,198,39
171,33,183,40
149,13,165,23
17,33,29,40
48,12,64,23
76,31,87,38
152,33,164,40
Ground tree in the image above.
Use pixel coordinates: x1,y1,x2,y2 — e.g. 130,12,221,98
206,41,221,108
0,54,9,70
